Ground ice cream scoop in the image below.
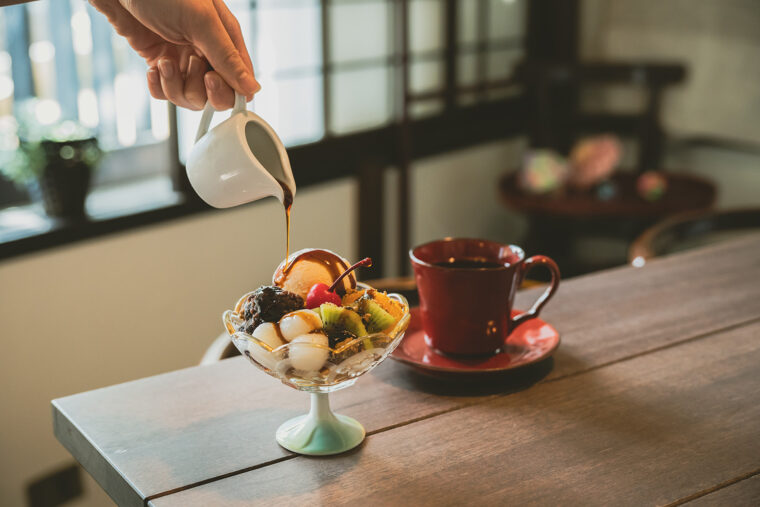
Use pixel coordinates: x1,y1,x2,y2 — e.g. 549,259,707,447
273,248,357,300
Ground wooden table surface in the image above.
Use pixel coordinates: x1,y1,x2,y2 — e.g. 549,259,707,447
52,234,760,506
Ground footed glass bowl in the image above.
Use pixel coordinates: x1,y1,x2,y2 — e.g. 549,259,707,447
222,285,410,455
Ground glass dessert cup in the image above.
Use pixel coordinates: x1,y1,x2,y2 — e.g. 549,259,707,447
222,284,410,455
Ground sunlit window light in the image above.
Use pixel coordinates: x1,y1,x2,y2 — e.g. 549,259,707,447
0,207,50,230
0,51,12,76
0,117,20,150
0,76,13,117
252,36,280,129
77,88,99,128
28,40,55,63
114,73,137,146
29,40,56,99
149,97,169,140
253,75,281,131
35,99,62,125
71,10,93,56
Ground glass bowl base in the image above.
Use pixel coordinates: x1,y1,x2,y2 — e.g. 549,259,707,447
276,393,365,455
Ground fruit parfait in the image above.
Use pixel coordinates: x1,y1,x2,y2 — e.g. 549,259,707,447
222,248,410,455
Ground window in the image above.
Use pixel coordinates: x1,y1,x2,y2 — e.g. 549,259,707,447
0,0,172,177
176,0,526,162
0,0,526,252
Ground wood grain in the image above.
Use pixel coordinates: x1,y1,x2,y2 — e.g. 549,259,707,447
150,320,760,506
518,231,760,380
681,473,760,506
52,233,760,504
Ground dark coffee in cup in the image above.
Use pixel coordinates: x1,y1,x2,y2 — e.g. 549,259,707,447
432,259,504,269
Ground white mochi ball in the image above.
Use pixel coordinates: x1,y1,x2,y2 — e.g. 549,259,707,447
252,322,284,349
288,332,329,372
247,323,285,370
279,310,323,342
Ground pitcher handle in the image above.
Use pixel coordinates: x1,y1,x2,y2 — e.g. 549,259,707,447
511,255,560,329
194,92,249,143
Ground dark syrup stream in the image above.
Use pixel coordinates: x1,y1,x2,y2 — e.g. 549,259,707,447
278,181,293,264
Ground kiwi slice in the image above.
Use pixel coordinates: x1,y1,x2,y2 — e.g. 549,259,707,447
319,303,367,338
359,298,396,333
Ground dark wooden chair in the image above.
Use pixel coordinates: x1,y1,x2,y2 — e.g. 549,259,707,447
200,333,239,364
518,61,690,170
628,208,760,263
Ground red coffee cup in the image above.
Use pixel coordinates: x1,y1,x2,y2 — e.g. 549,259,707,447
410,238,560,356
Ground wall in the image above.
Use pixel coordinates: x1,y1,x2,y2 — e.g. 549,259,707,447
0,138,525,506
581,0,760,146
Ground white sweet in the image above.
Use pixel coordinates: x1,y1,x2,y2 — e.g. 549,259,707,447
252,322,284,349
288,332,329,372
279,309,322,342
247,323,285,370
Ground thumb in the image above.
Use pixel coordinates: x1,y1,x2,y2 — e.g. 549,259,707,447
191,15,258,97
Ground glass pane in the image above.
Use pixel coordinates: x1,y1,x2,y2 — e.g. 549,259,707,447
457,0,479,46
410,100,444,119
410,0,444,54
330,1,391,64
486,84,521,101
487,48,522,81
457,53,478,87
253,3,321,73
457,92,479,107
488,0,526,40
330,66,391,135
253,75,324,146
410,59,443,94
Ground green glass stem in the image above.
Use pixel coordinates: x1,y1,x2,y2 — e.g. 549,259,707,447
276,393,365,455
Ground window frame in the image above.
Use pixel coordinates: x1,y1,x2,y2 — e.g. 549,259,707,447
0,0,531,263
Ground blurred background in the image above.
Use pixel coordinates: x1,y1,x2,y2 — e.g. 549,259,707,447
0,0,759,505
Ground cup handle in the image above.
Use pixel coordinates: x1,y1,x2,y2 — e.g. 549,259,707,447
511,255,560,329
194,92,249,143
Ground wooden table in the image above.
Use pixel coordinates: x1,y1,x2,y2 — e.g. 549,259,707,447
53,234,760,506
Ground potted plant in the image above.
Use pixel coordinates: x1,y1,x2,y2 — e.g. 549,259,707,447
0,105,102,220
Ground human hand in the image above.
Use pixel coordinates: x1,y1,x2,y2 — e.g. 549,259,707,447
89,0,260,110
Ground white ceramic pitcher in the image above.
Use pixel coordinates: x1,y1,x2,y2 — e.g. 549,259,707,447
186,93,296,208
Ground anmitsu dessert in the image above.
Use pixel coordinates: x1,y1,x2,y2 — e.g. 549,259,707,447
223,249,410,391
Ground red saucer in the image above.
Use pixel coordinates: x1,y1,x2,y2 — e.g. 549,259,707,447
391,307,560,377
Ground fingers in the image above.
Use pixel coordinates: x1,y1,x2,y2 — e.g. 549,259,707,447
212,0,257,101
146,66,166,100
212,0,254,75
157,58,188,109
183,55,208,109
148,57,237,111
204,71,235,110
157,57,207,110
191,12,259,98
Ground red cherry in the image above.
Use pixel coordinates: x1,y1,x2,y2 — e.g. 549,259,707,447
306,283,341,309
305,257,373,309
